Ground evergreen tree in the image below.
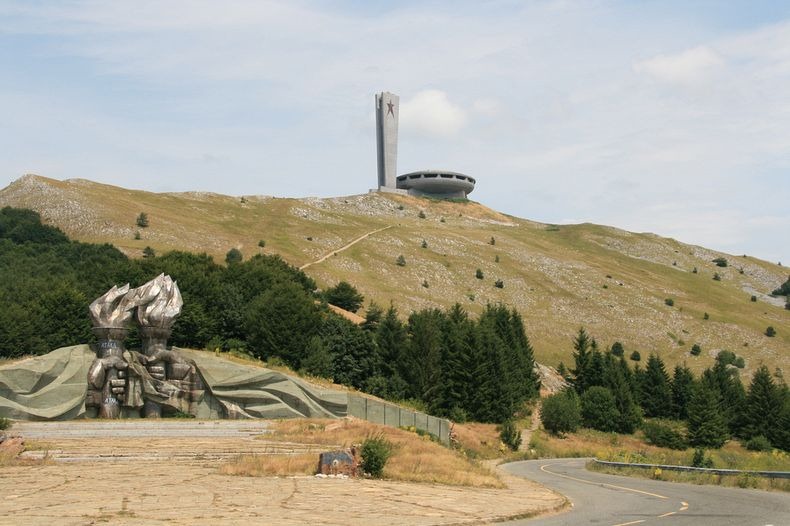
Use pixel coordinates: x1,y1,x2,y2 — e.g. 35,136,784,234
322,314,379,389
640,354,674,418
571,327,593,393
742,365,781,442
401,309,444,402
469,322,513,422
704,358,747,436
671,364,695,420
434,304,474,416
687,382,729,448
375,305,408,399
323,281,365,313
604,353,641,433
361,302,383,332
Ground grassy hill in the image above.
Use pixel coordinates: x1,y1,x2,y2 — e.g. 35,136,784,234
1,174,787,375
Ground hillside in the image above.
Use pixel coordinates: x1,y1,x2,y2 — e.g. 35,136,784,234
1,174,787,374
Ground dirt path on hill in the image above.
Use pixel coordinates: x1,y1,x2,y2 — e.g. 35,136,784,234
1,420,565,526
300,225,393,270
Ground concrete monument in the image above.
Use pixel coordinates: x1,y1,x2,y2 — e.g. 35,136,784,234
374,90,476,199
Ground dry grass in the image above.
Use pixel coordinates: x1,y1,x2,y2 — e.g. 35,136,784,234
451,422,504,459
4,175,787,377
219,453,318,477
221,418,503,488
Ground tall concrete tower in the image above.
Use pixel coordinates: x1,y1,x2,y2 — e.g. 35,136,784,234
375,91,399,189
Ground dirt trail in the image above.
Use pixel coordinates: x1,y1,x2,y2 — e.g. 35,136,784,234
299,225,393,270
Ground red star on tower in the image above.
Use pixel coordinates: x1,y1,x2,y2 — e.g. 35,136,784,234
386,100,395,116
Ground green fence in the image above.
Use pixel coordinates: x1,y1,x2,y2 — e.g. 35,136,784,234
347,394,451,444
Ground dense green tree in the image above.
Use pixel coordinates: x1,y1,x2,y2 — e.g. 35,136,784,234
742,365,781,442
687,382,729,448
641,354,674,418
581,386,619,432
571,327,593,393
323,281,365,313
434,304,474,417
671,364,695,420
243,281,322,367
541,389,581,435
321,314,378,389
401,309,444,402
300,335,333,378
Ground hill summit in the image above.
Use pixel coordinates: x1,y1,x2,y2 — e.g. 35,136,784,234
1,174,787,373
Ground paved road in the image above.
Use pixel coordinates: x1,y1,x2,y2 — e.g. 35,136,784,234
503,458,790,526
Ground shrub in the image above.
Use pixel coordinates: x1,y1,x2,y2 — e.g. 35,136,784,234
421,239,427,249
0,417,10,430
499,420,522,451
396,255,406,267
581,386,619,432
712,257,728,267
734,357,745,369
136,212,149,228
630,350,641,361
142,246,156,258
703,312,709,320
692,267,698,274
475,268,484,279
418,210,426,219
691,448,714,468
489,236,496,245
642,421,687,450
772,276,790,296
750,295,757,302
494,279,504,289
745,435,772,452
134,230,141,240
225,248,243,265
324,281,365,313
495,255,500,263
610,341,624,357
713,272,721,281
664,298,674,307
258,239,266,248
440,217,445,223
786,300,790,311
541,390,581,436
690,344,701,356
360,434,393,478
421,279,429,288
765,326,776,337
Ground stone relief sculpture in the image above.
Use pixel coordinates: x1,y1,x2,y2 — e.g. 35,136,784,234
86,275,201,418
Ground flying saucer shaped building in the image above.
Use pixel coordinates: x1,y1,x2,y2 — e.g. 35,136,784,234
396,170,476,199
375,91,475,199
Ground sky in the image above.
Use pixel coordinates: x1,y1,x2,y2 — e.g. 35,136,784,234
1,1,789,264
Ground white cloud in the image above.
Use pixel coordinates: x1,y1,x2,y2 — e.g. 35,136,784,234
400,90,467,138
633,46,724,86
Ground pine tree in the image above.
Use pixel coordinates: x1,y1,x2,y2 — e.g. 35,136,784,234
640,354,674,418
742,365,781,441
671,364,695,420
687,382,729,448
402,309,444,401
375,305,408,398
435,304,474,417
571,327,592,393
581,386,619,432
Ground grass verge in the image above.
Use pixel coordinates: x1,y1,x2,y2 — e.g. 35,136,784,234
521,427,790,491
220,418,503,487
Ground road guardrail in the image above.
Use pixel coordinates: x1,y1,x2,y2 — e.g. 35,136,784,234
592,458,790,479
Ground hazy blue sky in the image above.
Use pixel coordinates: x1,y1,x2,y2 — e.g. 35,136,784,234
1,1,788,264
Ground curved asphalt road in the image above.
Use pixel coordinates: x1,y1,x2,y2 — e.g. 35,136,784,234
503,458,790,526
